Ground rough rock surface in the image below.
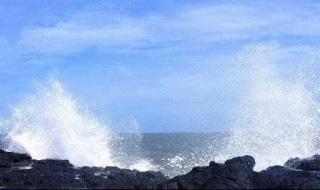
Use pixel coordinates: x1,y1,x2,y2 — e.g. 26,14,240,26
0,149,168,189
285,155,320,171
253,155,320,189
159,155,256,189
2,149,320,189
254,165,320,189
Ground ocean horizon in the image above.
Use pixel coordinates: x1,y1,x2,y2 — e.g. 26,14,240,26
1,1,320,188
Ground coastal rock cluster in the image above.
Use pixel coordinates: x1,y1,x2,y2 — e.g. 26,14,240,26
0,149,167,189
1,149,320,189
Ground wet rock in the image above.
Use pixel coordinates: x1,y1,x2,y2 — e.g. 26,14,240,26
249,154,320,189
3,149,320,189
285,155,320,171
0,149,168,189
254,165,320,189
225,155,255,169
159,155,256,189
0,149,31,168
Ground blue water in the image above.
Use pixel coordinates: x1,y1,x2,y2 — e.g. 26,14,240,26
139,133,228,176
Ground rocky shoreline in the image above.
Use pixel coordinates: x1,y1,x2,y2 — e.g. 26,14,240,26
1,149,320,189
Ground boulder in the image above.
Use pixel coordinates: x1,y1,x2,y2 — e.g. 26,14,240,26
159,155,256,189
250,154,320,189
285,155,320,171
254,165,320,189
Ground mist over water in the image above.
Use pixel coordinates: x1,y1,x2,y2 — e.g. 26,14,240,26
217,43,320,170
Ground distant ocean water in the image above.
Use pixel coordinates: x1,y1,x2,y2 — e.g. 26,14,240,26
137,133,228,176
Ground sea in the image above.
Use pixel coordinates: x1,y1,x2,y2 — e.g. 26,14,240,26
112,132,229,177
0,133,228,177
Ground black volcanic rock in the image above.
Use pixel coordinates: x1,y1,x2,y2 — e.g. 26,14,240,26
254,165,320,189
2,149,320,189
158,155,256,189
0,149,31,168
285,155,320,171
253,154,320,189
0,149,168,189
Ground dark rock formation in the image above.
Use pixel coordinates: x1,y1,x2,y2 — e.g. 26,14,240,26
2,149,320,189
253,155,320,189
285,155,320,171
159,155,256,189
0,149,168,189
254,165,320,189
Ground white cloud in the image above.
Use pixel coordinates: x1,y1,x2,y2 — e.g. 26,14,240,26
20,20,151,54
19,2,320,54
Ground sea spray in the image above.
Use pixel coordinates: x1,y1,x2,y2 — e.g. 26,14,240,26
110,119,158,171
216,43,320,170
1,78,157,171
1,78,115,167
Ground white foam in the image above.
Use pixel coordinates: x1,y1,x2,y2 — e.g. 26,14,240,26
216,43,320,170
129,159,158,171
18,165,33,170
3,78,115,167
75,174,80,180
1,78,158,172
94,171,106,176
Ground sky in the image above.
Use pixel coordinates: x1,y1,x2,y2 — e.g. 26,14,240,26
0,0,320,132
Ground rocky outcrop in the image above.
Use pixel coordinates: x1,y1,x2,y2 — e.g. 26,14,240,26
159,155,256,189
285,154,320,171
2,149,320,189
0,149,168,189
253,155,320,189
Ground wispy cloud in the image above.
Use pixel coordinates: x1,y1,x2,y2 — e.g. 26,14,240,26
20,19,151,54
18,1,320,55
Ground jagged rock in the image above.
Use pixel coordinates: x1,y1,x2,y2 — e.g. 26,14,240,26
225,155,255,169
254,165,320,189
3,149,320,189
285,155,320,171
0,149,168,189
0,149,31,168
250,154,320,189
158,155,256,189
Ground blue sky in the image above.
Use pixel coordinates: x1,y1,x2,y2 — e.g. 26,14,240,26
0,0,320,132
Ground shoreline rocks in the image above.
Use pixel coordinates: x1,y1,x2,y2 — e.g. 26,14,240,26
1,149,320,189
0,149,168,189
159,155,256,189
